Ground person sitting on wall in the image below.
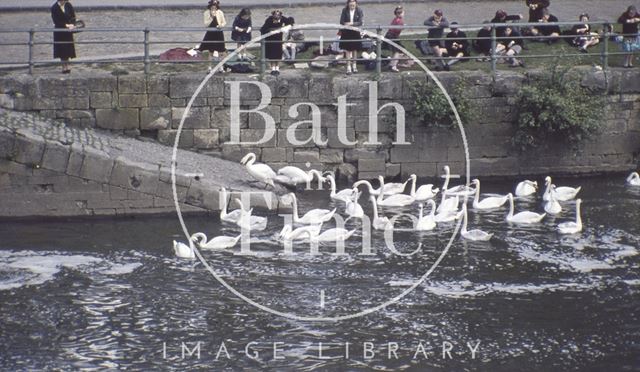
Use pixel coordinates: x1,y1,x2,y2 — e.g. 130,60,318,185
283,28,305,63
531,8,561,43
495,25,526,67
491,10,526,48
423,9,450,71
526,0,550,22
473,21,493,60
445,22,470,68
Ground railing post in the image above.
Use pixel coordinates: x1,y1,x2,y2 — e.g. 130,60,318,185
28,29,35,75
376,26,382,74
602,22,609,70
143,28,150,74
260,38,266,74
490,26,497,75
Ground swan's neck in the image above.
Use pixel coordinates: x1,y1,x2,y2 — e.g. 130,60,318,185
418,204,424,220
442,169,450,191
576,202,582,226
291,196,299,220
245,154,255,167
329,178,337,196
220,191,228,217
410,177,417,196
543,179,551,196
371,199,379,219
473,181,480,204
462,207,468,232
429,201,436,217
508,195,514,217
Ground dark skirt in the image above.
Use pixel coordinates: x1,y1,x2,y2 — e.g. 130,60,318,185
382,33,404,53
53,29,76,60
264,35,283,60
199,30,226,52
339,29,362,51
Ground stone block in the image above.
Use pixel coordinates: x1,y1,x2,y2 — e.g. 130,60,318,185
385,163,401,178
109,157,159,195
223,77,270,101
172,107,211,129
261,148,287,163
119,94,148,108
118,75,147,94
390,146,420,163
358,158,385,172
80,147,114,183
148,94,171,107
248,105,281,129
96,108,139,130
332,76,369,99
171,74,222,99
59,96,89,110
211,106,233,129
13,134,45,165
377,77,404,100
272,75,309,99
221,144,261,162
277,128,325,148
326,127,356,149
147,76,169,94
90,92,113,109
157,129,194,148
345,148,387,163
87,76,118,92
240,128,276,147
0,131,16,159
357,171,380,181
319,149,344,163
185,179,220,210
401,162,437,178
66,143,84,177
293,149,319,163
156,180,188,203
159,167,193,188
194,129,219,149
141,107,171,130
41,140,70,173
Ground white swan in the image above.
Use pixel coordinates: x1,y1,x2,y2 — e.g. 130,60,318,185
376,176,415,207
275,167,324,187
415,200,437,231
304,227,356,243
515,180,538,197
461,204,492,241
544,185,562,215
173,239,195,259
627,172,640,186
192,232,241,249
279,224,321,242
345,188,364,218
442,165,475,196
289,193,336,224
436,191,459,214
325,174,356,203
378,175,411,195
409,174,439,201
506,193,546,224
558,199,583,234
234,199,268,231
543,176,581,201
472,179,508,210
434,207,463,223
369,195,392,230
219,187,243,223
240,152,277,188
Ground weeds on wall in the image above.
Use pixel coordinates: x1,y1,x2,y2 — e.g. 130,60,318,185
513,63,604,151
408,79,474,128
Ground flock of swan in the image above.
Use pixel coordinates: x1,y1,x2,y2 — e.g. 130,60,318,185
172,153,640,259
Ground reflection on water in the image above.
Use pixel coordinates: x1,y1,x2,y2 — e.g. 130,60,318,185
0,175,638,370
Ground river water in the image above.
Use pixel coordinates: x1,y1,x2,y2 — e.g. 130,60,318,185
0,174,639,370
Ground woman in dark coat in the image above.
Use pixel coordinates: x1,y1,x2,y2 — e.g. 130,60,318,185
51,0,76,73
618,5,640,68
339,0,364,74
231,8,252,61
260,10,294,76
197,0,227,58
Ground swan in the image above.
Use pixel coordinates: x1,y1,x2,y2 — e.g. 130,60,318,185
543,176,581,201
415,200,437,231
627,172,640,186
275,167,324,187
279,224,321,242
378,175,411,195
240,152,277,188
558,199,583,234
173,239,195,259
345,188,364,218
409,174,439,201
369,195,392,230
376,177,415,207
192,232,241,249
219,187,243,223
325,174,356,203
234,199,268,231
506,193,546,224
289,193,336,224
461,204,492,241
515,180,538,197
434,207,463,223
472,179,508,210
442,165,475,196
543,185,562,215
303,227,356,243
436,191,459,214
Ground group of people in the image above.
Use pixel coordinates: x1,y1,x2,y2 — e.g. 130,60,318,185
50,0,640,74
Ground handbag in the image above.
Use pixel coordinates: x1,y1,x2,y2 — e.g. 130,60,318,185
72,20,85,33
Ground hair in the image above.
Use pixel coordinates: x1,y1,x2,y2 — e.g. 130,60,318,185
394,6,403,16
579,13,589,20
347,0,357,4
271,9,282,17
207,0,220,10
542,7,550,16
238,8,251,18
495,9,507,19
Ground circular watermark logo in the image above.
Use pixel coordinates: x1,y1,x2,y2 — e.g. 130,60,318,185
171,23,471,322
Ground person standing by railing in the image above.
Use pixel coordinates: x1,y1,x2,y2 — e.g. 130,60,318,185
51,0,77,74
423,9,449,71
618,5,640,68
382,5,405,73
260,10,294,76
231,8,252,61
197,0,226,60
339,0,364,75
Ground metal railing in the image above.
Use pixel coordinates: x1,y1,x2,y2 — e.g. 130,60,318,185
0,20,634,75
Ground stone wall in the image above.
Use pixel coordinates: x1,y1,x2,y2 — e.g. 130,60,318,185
0,68,638,182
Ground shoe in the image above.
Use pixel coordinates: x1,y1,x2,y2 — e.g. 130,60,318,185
275,70,280,76
390,66,399,72
62,69,70,74
270,70,277,76
518,60,526,68
346,65,352,75
580,47,588,53
352,65,358,73
444,64,450,71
